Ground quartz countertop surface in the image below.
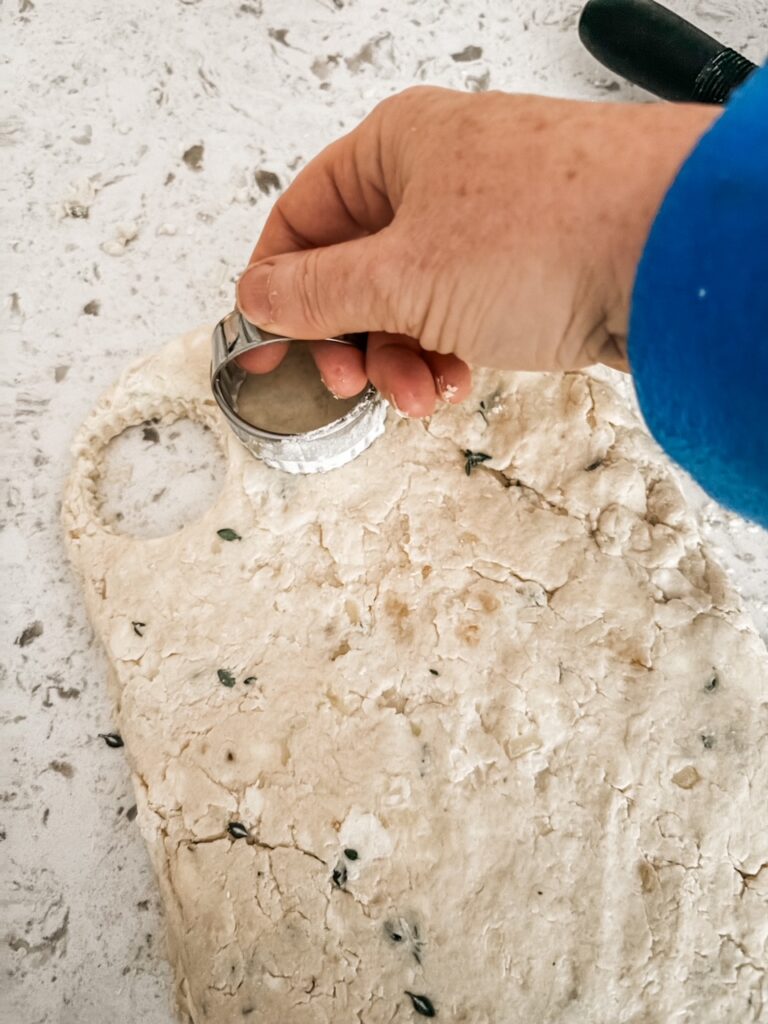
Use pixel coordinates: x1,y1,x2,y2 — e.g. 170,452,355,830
3,1,768,1021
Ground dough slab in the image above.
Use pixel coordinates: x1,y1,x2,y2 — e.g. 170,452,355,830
62,327,768,1023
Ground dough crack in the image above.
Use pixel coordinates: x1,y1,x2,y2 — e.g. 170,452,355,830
185,830,326,867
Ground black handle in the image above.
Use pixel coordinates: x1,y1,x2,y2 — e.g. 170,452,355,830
579,0,756,103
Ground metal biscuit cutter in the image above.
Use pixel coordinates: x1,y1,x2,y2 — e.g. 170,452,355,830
211,310,388,474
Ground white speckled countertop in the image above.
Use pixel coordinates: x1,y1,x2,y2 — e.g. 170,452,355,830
2,1,767,1021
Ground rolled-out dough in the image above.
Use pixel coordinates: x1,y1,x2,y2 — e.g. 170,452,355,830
63,327,768,1023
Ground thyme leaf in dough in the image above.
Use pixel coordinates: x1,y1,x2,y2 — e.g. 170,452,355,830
332,861,347,888
132,621,146,637
386,919,424,963
217,669,237,688
405,992,436,1017
343,848,358,860
217,528,241,542
99,732,124,748
384,921,403,943
462,450,492,476
227,821,249,840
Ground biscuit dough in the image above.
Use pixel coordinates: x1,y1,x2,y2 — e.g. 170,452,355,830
63,327,768,1023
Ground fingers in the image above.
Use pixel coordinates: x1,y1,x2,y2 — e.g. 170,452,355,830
236,332,473,419
365,333,472,417
421,351,473,404
236,340,289,374
237,229,409,339
367,335,437,417
309,341,368,398
235,339,367,399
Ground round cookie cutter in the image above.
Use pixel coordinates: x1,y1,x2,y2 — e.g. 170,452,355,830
211,310,388,474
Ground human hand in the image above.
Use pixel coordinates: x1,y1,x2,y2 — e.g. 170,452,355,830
237,86,717,415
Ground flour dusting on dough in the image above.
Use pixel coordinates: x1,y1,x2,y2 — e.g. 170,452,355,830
63,326,768,1024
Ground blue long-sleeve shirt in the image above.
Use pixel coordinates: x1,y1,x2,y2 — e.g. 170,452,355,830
629,63,768,528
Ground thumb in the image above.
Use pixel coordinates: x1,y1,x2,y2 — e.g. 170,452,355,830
236,231,409,339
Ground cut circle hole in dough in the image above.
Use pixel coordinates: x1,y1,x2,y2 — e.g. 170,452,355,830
97,417,226,539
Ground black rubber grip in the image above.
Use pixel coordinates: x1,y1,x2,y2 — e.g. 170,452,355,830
693,48,757,104
579,0,757,103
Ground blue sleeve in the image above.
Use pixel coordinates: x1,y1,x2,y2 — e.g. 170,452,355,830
628,64,768,528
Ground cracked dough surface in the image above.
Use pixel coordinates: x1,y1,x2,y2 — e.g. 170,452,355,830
63,327,768,1023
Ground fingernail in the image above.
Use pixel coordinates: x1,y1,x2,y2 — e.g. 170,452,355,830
388,395,409,419
237,263,274,326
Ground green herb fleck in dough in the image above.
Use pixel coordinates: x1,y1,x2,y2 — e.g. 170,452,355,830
386,919,424,963
132,621,146,637
243,676,257,685
701,734,715,749
463,450,492,476
704,674,719,692
99,732,124,749
332,861,347,888
227,821,249,840
405,992,436,1017
217,669,237,688
429,669,439,676
217,528,241,542
343,848,358,860
411,922,424,964
585,460,603,472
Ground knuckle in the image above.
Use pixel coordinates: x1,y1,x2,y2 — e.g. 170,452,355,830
396,84,433,104
418,265,466,356
296,251,328,334
419,301,453,354
374,85,435,126
373,233,425,336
